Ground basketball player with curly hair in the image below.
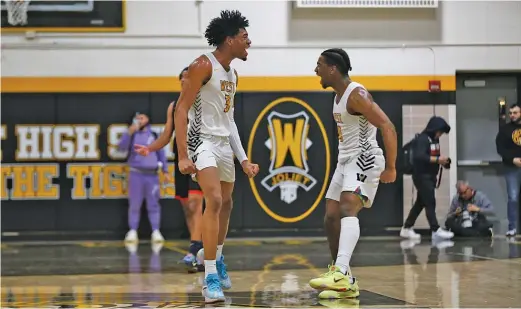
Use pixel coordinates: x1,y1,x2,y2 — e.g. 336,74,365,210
138,10,259,303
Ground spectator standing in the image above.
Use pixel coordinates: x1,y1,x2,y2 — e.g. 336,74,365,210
119,112,171,243
495,103,521,237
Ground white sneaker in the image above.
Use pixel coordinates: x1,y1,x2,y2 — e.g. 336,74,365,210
151,241,163,254
506,229,517,237
125,229,138,243
432,228,454,239
432,239,454,249
125,242,138,254
400,227,421,239
400,239,421,249
151,230,165,243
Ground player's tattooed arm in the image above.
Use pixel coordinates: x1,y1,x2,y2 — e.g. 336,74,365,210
349,87,397,169
174,55,212,160
148,102,175,152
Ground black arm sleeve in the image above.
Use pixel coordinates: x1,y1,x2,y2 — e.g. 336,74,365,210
412,135,432,163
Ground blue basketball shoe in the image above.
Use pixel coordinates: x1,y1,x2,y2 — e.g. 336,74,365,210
217,255,232,290
202,273,225,303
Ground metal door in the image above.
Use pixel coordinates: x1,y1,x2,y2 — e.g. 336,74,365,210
456,74,518,234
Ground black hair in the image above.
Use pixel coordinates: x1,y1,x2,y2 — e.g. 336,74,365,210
204,10,249,47
510,103,520,109
178,67,188,80
321,48,352,76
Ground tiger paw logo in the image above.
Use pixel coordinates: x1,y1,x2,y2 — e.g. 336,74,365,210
512,129,521,146
248,97,331,223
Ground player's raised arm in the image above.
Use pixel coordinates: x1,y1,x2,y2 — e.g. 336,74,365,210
349,88,397,177
146,102,175,152
174,56,212,173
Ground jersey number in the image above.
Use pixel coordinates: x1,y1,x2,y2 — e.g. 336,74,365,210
224,94,232,112
337,126,343,142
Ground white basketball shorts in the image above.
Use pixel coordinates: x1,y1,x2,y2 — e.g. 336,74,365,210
188,134,235,183
325,153,385,208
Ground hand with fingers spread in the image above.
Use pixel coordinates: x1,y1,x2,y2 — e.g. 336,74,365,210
134,144,150,156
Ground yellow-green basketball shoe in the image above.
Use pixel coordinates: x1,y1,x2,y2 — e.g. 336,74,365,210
309,265,353,292
317,278,360,299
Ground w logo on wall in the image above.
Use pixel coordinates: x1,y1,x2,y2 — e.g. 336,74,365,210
261,111,317,204
248,97,331,223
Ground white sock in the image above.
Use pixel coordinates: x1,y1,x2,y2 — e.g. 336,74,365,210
205,260,217,277
216,244,224,260
335,217,360,280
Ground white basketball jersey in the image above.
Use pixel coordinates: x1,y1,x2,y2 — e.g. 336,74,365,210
188,52,237,140
333,82,383,164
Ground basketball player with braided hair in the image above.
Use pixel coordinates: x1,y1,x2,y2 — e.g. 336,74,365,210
162,10,258,303
309,48,397,299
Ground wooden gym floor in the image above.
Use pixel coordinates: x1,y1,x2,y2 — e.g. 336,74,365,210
1,237,520,308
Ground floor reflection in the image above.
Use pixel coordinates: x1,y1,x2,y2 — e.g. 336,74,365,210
1,237,520,308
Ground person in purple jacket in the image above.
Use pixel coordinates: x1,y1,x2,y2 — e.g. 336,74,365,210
119,112,172,244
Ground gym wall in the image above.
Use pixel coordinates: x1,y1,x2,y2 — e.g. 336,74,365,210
1,1,520,240
0,82,453,240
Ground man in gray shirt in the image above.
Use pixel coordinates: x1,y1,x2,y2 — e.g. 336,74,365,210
445,181,494,237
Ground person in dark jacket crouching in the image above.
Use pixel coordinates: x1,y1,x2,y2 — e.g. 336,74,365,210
401,116,454,240
445,181,494,237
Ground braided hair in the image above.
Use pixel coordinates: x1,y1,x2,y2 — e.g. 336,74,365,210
321,48,352,76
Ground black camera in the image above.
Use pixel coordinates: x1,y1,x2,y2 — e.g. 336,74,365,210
443,158,452,169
